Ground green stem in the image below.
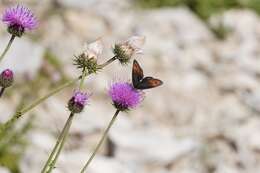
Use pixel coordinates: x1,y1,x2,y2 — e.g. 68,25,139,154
99,56,117,69
0,78,79,135
0,35,15,63
0,87,5,98
46,113,74,173
79,69,88,91
41,113,74,173
78,55,117,90
80,110,120,173
22,78,79,114
42,68,89,172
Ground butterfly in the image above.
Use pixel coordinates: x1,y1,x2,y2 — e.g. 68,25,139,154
132,59,163,90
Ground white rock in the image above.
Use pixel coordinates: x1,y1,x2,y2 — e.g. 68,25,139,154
58,0,131,11
0,167,10,173
81,156,133,173
139,8,213,46
111,124,198,164
0,36,44,79
240,89,260,113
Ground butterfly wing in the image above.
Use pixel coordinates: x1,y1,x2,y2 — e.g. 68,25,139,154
132,60,144,88
135,77,163,90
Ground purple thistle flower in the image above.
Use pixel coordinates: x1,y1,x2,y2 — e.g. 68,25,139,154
68,91,90,113
2,5,37,37
0,69,14,88
108,82,143,111
73,91,89,105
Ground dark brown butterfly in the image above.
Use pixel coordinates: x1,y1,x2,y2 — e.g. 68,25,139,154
132,59,163,90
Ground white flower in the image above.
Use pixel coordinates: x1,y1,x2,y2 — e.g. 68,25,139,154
114,35,145,64
125,36,145,54
83,39,103,61
74,39,104,74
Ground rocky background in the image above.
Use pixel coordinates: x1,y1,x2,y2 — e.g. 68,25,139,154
1,0,260,173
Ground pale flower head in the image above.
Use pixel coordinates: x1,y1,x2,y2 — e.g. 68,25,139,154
113,35,145,64
83,39,103,61
74,39,103,74
125,36,145,54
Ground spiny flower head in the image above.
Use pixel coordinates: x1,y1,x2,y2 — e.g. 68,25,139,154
74,40,103,74
108,82,143,111
0,69,14,88
68,91,90,113
2,5,37,37
113,36,145,64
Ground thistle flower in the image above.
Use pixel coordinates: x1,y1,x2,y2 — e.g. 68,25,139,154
2,5,37,37
68,91,90,113
74,40,103,74
113,36,145,64
108,82,143,111
83,40,103,61
0,69,14,88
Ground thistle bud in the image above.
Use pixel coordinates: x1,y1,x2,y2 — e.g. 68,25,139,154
74,40,103,74
0,69,14,88
68,91,90,113
113,36,145,64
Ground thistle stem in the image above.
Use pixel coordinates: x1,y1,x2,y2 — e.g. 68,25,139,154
46,116,73,173
21,78,79,114
0,55,117,135
0,78,79,135
79,55,117,90
43,69,87,173
0,87,5,98
79,69,88,91
0,35,16,63
99,56,117,68
41,113,74,173
80,109,120,173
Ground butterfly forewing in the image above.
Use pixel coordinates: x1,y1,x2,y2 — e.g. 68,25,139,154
132,60,144,88
135,77,163,90
132,59,163,90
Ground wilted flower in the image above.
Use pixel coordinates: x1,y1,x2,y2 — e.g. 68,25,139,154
2,5,37,37
113,36,145,64
74,40,103,74
83,40,103,61
0,69,14,88
108,82,143,111
68,91,90,113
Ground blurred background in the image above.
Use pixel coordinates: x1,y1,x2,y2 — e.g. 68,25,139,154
1,0,260,172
